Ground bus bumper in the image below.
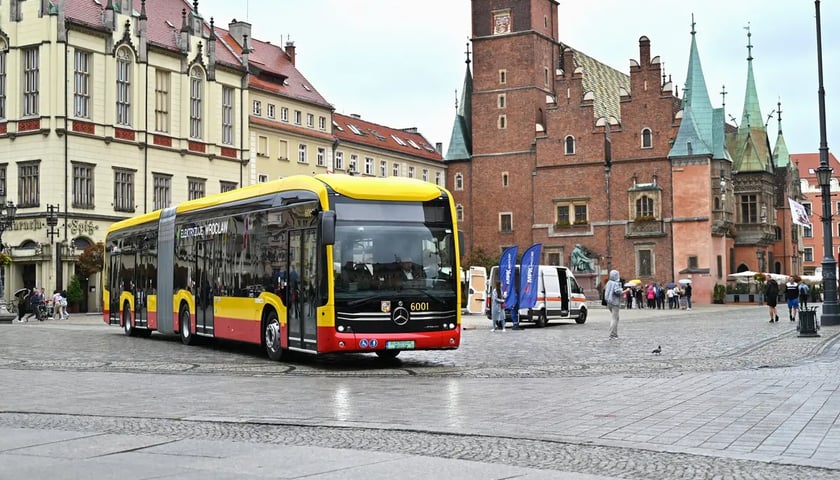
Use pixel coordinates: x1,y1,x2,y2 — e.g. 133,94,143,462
320,326,461,353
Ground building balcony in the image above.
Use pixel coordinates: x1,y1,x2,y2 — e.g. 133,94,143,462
625,219,666,237
734,223,777,246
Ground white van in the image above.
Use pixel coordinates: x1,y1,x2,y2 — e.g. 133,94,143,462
485,265,587,326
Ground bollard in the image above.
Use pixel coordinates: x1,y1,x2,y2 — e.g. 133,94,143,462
798,307,820,337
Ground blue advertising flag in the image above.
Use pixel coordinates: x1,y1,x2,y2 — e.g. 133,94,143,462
499,246,518,308
518,243,542,309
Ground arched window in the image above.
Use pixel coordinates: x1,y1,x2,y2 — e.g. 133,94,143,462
454,173,464,191
564,135,575,155
116,48,132,126
635,195,654,218
641,128,652,148
189,66,203,139
456,204,464,222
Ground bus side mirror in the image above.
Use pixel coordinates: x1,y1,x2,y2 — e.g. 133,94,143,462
320,210,336,246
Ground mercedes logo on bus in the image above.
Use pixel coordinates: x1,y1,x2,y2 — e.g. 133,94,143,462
392,305,410,326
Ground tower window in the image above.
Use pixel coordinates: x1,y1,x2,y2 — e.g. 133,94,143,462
564,135,575,155
499,69,507,84
498,115,506,129
641,128,653,148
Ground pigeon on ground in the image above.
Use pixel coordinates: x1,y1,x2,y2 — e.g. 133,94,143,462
651,345,662,355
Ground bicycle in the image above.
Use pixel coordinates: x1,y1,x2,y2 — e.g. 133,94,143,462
0,299,17,314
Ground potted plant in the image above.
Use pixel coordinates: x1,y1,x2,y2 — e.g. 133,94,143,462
713,284,726,304
554,220,571,228
634,214,656,223
66,275,84,313
0,252,11,267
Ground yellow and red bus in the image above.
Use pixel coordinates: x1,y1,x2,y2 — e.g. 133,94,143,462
103,174,462,359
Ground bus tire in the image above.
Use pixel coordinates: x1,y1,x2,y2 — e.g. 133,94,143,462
375,350,400,359
575,308,588,324
263,311,284,361
179,305,196,346
122,303,135,337
536,309,548,328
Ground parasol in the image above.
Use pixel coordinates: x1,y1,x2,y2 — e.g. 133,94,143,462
14,288,29,298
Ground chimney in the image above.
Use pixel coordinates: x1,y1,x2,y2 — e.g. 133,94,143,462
229,19,252,50
285,41,296,66
435,142,443,154
639,35,651,67
180,8,190,54
207,17,217,79
241,34,251,68
138,0,148,61
104,0,115,31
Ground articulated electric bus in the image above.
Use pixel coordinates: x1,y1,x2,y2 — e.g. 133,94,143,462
103,174,462,360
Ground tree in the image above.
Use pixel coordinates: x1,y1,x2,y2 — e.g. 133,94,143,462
462,246,499,274
76,242,104,278
67,275,84,307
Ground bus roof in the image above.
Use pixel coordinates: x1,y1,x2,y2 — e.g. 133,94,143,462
106,174,449,235
315,174,446,202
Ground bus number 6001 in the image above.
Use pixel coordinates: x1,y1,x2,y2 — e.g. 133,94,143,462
410,302,430,311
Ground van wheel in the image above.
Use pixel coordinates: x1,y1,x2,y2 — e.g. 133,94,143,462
536,310,548,328
576,308,588,324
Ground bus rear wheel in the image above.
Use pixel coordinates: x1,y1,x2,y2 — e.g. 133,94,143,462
263,312,284,361
122,304,134,336
179,305,196,346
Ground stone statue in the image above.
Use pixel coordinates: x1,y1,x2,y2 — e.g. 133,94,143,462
571,244,594,273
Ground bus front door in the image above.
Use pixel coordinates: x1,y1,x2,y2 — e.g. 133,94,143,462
287,229,317,352
108,254,121,325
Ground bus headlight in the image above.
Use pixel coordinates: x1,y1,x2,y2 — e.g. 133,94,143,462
337,325,345,332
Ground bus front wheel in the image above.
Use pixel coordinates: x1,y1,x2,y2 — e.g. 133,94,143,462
179,306,196,346
263,312,284,361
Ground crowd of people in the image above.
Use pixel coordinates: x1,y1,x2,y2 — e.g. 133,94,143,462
621,282,692,311
15,287,70,323
764,275,811,323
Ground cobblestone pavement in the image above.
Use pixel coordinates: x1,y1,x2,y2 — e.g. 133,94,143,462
1,304,839,479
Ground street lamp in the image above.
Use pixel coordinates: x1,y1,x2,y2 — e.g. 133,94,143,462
0,187,17,305
814,0,840,326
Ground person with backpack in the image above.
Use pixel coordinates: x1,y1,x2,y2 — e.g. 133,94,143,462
799,282,810,310
784,277,800,322
765,278,780,323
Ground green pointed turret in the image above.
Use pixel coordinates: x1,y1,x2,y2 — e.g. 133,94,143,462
728,27,773,173
773,104,790,168
445,63,473,161
670,19,721,159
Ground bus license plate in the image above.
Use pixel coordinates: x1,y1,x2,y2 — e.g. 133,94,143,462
386,340,415,350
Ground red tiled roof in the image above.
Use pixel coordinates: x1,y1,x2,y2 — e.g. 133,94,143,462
791,152,840,178
333,113,442,163
250,116,334,142
64,1,329,108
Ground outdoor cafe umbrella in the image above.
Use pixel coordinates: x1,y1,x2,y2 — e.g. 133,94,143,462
678,279,693,285
728,271,758,283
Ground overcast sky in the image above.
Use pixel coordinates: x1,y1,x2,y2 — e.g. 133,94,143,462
199,0,840,159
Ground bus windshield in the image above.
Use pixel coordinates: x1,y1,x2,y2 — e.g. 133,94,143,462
332,201,458,305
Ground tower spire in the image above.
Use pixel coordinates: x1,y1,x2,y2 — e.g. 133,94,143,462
465,42,471,65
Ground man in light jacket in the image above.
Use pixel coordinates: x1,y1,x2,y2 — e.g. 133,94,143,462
604,270,630,339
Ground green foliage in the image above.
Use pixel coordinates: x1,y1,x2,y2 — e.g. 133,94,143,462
713,284,726,302
76,242,104,278
67,275,84,306
462,246,499,274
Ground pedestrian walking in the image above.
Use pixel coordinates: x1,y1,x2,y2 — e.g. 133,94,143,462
60,290,70,319
604,269,630,339
490,280,505,332
684,283,692,310
16,288,30,322
52,290,62,320
798,282,810,311
785,277,800,322
28,287,45,321
765,278,779,323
